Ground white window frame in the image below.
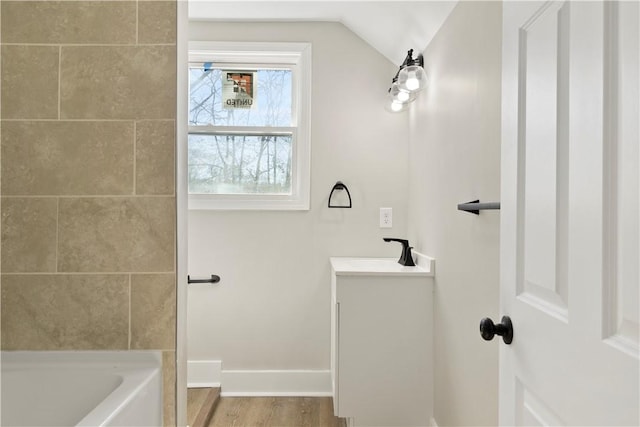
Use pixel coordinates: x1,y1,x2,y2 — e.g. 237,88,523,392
187,41,312,210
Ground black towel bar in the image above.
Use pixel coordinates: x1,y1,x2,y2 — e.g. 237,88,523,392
457,200,501,215
187,274,221,284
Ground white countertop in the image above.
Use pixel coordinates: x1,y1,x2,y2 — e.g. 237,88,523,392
330,254,435,277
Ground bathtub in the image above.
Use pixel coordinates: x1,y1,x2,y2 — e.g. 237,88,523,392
1,351,162,427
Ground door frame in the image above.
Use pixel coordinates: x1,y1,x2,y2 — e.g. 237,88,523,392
176,0,190,425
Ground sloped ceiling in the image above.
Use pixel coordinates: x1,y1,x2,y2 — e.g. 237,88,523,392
188,1,458,65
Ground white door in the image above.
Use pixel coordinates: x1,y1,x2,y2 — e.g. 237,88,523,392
500,1,639,425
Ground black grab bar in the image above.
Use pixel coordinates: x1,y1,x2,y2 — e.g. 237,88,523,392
187,275,220,284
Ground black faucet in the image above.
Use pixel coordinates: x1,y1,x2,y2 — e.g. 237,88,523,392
383,238,416,266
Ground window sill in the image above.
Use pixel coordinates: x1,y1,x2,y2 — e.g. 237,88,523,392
188,194,310,211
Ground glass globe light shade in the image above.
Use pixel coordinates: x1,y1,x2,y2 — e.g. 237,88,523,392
388,82,416,104
398,65,428,93
397,90,410,102
385,99,409,113
390,101,404,112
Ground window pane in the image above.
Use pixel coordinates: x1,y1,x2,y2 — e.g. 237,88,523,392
188,134,293,195
189,67,293,127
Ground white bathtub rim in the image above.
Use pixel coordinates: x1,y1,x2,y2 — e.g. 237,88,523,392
2,351,162,427
76,367,160,427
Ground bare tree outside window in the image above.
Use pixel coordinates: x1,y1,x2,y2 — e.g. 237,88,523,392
188,67,294,195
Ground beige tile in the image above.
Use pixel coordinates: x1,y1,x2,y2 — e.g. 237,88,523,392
58,197,175,272
130,273,176,349
136,121,175,195
138,1,176,44
0,274,129,350
1,46,59,119
0,1,136,44
1,121,134,196
1,198,57,273
60,46,176,120
163,351,177,427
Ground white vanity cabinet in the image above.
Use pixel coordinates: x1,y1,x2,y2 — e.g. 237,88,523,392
330,257,434,427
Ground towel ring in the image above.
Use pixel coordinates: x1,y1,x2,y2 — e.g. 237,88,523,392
328,181,352,208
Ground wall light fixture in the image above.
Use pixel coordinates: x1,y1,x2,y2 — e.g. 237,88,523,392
386,49,428,112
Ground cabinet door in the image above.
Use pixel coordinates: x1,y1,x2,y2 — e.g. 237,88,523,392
336,276,433,426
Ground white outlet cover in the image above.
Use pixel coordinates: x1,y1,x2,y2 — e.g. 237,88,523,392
380,207,392,228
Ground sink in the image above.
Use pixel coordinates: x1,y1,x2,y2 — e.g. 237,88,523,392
330,256,434,277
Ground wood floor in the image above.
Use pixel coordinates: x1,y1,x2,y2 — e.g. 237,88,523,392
187,389,346,427
188,388,221,427
208,396,346,427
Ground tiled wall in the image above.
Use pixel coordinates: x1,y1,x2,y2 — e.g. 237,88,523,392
0,1,177,425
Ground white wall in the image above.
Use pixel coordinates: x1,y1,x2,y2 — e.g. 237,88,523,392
187,22,410,384
407,2,502,426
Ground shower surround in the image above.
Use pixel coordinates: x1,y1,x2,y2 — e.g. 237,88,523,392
0,1,177,425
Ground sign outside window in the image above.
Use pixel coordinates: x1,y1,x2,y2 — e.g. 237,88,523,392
222,70,256,109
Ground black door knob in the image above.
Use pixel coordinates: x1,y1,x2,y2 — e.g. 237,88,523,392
479,316,513,344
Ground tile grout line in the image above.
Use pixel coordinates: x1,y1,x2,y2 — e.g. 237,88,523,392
55,197,60,273
136,0,139,45
133,121,137,195
0,272,177,276
128,274,132,350
1,43,176,47
1,119,175,123
58,46,62,120
1,195,175,199
0,3,2,296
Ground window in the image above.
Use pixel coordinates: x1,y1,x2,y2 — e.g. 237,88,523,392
188,42,311,210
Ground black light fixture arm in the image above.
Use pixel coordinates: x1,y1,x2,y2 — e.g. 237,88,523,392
401,49,424,68
391,49,425,83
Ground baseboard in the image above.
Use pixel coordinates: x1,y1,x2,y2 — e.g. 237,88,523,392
187,360,222,388
430,417,439,427
220,369,332,396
